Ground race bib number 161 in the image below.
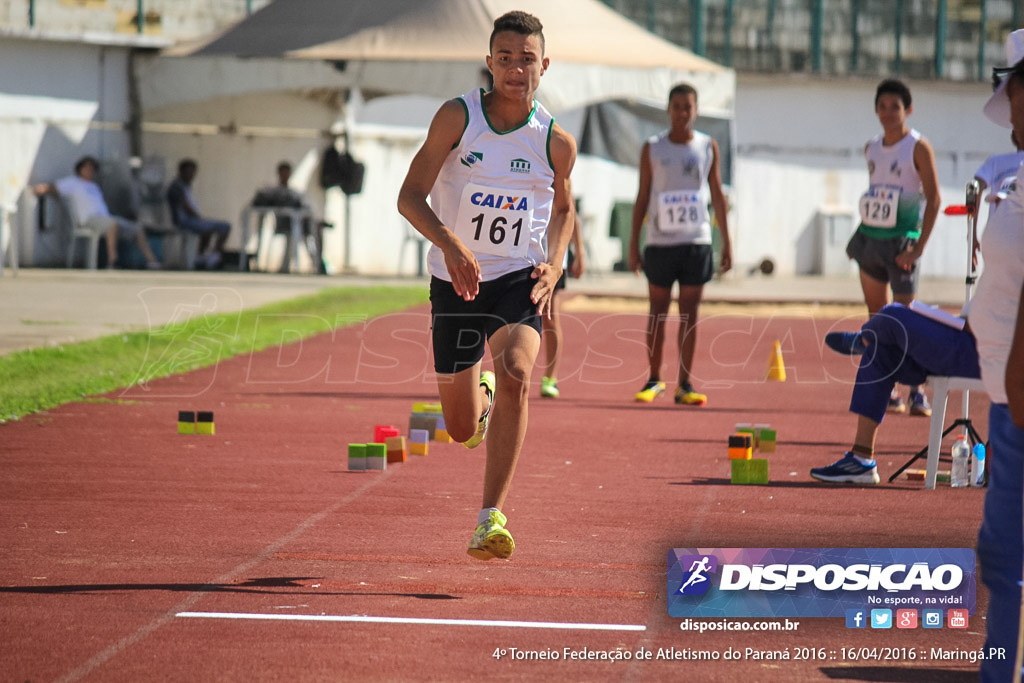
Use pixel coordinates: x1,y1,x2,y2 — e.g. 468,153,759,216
454,183,533,259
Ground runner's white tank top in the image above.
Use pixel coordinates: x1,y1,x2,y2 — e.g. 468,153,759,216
859,129,924,237
644,130,714,246
428,88,555,282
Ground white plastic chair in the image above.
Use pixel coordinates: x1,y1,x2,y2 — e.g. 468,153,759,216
56,194,101,270
923,375,987,489
0,204,17,276
399,220,428,276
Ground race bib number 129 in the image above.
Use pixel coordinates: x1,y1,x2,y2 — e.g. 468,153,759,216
454,183,533,259
859,185,900,229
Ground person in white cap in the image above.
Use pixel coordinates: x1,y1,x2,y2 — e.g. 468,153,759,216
972,27,1024,683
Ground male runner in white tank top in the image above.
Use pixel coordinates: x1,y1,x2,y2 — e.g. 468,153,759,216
398,11,576,561
837,78,941,417
628,83,732,407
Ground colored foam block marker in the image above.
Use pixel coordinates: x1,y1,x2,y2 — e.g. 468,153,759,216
385,436,408,463
759,440,777,453
728,434,753,449
373,425,401,443
409,415,438,439
905,469,951,483
736,427,756,445
731,458,769,484
365,443,387,471
412,402,443,414
409,428,430,445
409,442,428,456
434,428,453,443
196,411,215,435
348,443,367,471
177,410,196,435
728,447,753,460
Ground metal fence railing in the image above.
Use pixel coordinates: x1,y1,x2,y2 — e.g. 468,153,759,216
602,0,1020,81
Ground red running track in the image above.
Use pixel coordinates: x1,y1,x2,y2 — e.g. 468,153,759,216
1,305,988,682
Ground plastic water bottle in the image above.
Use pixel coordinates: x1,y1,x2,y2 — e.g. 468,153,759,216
971,442,986,487
951,435,970,488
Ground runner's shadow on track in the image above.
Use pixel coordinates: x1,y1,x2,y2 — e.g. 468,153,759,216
819,666,974,682
673,477,913,490
0,576,459,600
242,391,436,401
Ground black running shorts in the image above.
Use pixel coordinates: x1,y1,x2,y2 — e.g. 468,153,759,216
429,266,542,375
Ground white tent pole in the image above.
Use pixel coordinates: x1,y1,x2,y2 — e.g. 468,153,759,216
342,87,359,273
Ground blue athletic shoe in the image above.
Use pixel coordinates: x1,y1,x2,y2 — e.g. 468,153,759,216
824,332,865,356
810,452,880,484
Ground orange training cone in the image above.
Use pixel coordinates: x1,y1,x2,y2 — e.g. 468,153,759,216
766,340,786,382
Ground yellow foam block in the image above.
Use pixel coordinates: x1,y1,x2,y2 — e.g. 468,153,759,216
434,429,453,443
410,442,429,456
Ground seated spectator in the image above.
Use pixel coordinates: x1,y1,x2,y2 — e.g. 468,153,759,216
251,161,328,274
166,159,231,270
810,303,980,484
33,156,161,270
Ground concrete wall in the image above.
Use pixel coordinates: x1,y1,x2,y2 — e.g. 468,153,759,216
0,0,269,40
732,73,1014,278
1,35,138,266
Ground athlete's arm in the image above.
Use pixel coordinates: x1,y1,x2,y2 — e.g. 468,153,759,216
1007,280,1024,428
397,99,481,300
708,138,732,274
898,138,941,271
628,142,652,275
531,123,577,318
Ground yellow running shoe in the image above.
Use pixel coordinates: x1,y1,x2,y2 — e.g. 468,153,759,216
463,370,495,449
540,376,560,399
467,509,515,560
634,380,666,403
674,386,708,406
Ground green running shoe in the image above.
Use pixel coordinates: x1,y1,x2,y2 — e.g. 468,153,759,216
467,509,515,560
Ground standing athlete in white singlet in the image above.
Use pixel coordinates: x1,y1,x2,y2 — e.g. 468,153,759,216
841,78,940,416
629,83,732,408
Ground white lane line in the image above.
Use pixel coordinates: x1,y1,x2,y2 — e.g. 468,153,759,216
178,611,646,631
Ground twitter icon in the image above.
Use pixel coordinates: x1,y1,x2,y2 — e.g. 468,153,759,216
871,609,892,629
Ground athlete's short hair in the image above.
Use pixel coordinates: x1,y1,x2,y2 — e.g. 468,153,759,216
669,83,698,107
875,78,912,109
490,11,545,55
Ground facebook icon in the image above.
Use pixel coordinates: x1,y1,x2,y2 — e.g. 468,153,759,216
846,609,867,629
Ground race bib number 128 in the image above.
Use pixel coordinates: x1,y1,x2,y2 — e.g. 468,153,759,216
454,183,533,259
657,191,705,233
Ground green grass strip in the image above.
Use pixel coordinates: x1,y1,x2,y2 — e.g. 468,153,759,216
0,285,427,421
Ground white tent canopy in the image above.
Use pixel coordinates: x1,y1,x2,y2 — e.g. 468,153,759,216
148,0,734,116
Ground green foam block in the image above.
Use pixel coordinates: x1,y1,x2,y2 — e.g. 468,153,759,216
348,443,367,471
731,458,769,485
